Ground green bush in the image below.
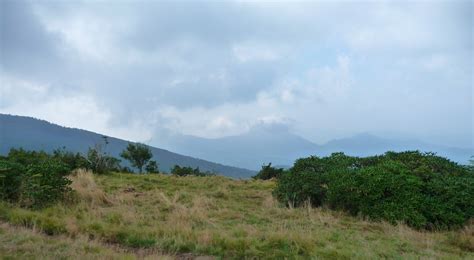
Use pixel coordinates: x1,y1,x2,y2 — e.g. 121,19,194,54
145,160,159,174
6,147,88,172
273,170,328,207
253,163,284,180
6,148,50,167
171,165,213,177
274,153,361,207
52,148,89,170
20,160,72,208
274,151,474,230
326,161,427,228
420,173,474,230
85,147,121,174
1,149,73,208
0,160,25,202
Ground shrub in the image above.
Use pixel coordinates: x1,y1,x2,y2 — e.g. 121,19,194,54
326,161,427,228
85,147,121,174
0,149,73,209
171,165,212,177
145,160,159,174
0,160,25,202
273,170,328,207
6,148,50,167
52,148,88,170
274,151,474,230
274,153,361,207
85,136,122,174
253,163,284,180
120,166,134,173
420,173,474,230
20,160,72,208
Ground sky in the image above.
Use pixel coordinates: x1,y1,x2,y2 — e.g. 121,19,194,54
1,0,473,148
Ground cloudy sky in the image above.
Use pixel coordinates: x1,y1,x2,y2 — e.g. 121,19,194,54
1,0,472,148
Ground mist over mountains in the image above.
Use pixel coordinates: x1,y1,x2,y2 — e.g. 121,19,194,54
1,113,471,175
153,124,473,170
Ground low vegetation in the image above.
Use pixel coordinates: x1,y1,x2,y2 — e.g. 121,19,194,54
252,163,284,180
274,151,474,230
171,165,214,177
0,153,72,208
0,221,174,259
0,147,473,258
0,171,472,258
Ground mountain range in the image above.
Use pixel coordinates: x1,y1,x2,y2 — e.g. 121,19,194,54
153,125,473,170
0,114,255,178
1,114,472,176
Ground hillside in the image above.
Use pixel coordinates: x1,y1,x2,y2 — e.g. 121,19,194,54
0,171,472,259
0,114,254,178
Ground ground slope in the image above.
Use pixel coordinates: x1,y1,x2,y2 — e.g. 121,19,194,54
0,172,472,259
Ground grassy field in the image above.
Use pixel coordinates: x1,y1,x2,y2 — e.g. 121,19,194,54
0,170,473,259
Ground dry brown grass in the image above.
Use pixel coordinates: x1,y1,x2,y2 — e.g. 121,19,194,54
447,222,474,252
69,169,113,206
1,173,472,259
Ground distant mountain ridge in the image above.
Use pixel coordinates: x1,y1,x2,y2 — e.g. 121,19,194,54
318,133,472,162
153,128,473,170
0,114,255,178
153,125,319,170
2,114,471,174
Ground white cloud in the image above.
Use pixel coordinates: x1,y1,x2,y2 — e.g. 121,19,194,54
1,0,472,147
232,42,282,63
0,76,152,142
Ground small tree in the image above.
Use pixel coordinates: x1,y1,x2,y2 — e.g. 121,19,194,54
85,136,119,174
145,160,159,174
120,143,153,173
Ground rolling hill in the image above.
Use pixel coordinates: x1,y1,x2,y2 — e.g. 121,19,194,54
0,114,255,178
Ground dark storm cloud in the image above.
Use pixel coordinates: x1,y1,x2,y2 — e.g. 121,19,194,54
0,0,62,79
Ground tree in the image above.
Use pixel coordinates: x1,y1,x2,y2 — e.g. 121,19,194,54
145,160,159,174
120,143,153,173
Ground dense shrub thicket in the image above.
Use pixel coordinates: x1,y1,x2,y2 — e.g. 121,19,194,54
274,151,474,230
0,152,72,208
252,163,284,180
0,144,159,208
